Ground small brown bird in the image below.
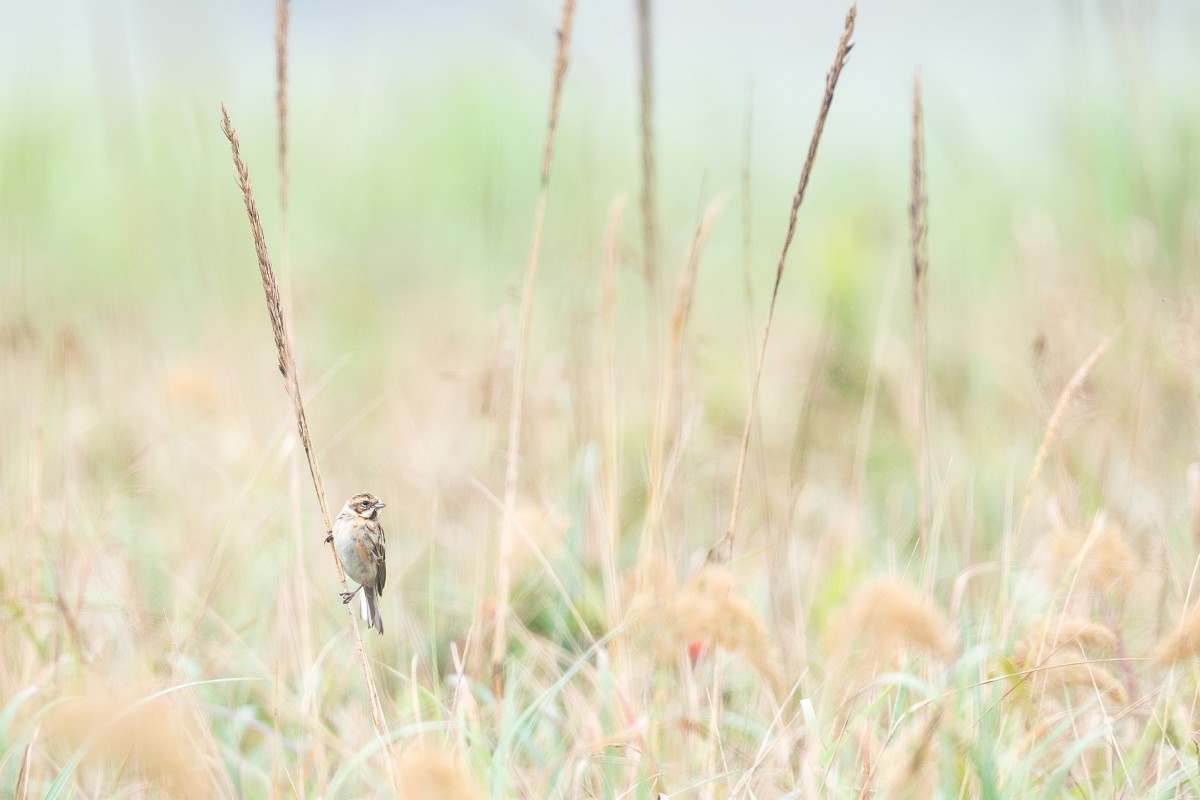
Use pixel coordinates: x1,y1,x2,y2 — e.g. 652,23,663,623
326,492,387,634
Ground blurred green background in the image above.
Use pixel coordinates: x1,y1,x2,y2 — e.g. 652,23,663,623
0,0,1196,619
4,0,1200,620
5,0,1199,536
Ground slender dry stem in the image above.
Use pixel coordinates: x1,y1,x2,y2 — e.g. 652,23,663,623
275,0,289,213
740,87,773,535
1018,331,1117,530
271,662,281,800
910,71,931,560
1001,329,1117,611
635,0,665,513
601,198,626,624
220,105,391,750
492,0,577,698
740,86,755,328
15,726,35,800
641,198,727,561
273,7,317,788
26,413,43,597
711,4,857,564
788,316,831,491
636,0,659,291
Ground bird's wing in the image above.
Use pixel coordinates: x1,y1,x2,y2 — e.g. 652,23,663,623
371,521,386,596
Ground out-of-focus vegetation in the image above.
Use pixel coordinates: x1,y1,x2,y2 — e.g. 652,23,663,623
3,1,1200,796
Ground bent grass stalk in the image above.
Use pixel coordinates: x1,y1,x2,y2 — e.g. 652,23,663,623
713,5,857,564
220,106,392,753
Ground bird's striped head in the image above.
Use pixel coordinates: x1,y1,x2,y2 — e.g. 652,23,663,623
344,492,386,519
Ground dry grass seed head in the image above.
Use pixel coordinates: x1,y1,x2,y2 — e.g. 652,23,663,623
1022,615,1118,656
624,557,677,618
626,561,785,696
1042,513,1139,597
1154,604,1200,666
877,711,942,800
163,365,222,415
823,577,954,680
1024,654,1128,707
395,743,481,800
1013,616,1126,707
1016,710,1073,757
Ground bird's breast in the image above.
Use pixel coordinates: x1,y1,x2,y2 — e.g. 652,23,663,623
334,523,377,586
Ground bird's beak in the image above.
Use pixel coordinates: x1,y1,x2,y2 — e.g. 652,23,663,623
375,500,386,509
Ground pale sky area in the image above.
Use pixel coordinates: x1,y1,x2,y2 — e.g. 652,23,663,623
5,1,1197,156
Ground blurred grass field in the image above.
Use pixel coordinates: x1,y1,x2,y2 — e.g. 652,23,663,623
4,1,1200,797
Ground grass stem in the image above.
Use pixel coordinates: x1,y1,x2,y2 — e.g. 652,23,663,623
492,0,578,699
712,5,857,564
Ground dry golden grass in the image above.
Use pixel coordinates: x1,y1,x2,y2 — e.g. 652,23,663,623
43,685,212,800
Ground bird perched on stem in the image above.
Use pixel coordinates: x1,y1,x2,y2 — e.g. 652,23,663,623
326,492,387,634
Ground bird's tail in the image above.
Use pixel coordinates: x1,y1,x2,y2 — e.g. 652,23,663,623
360,586,384,635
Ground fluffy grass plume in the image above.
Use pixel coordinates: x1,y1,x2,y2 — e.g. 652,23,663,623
822,577,954,683
43,684,215,800
626,561,785,697
395,744,481,800
1013,616,1127,707
1038,511,1140,597
1154,604,1200,666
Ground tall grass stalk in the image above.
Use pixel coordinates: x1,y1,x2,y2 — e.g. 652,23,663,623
272,4,320,789
713,4,857,564
600,198,626,625
636,0,660,306
910,71,932,562
219,106,392,757
1002,330,1117,612
492,0,578,699
641,199,726,561
275,0,290,216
